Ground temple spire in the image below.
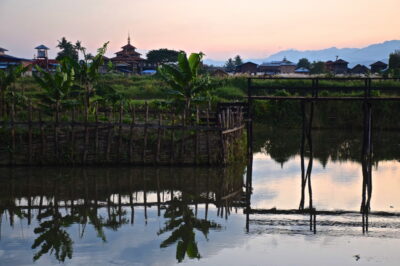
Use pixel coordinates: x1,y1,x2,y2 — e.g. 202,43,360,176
128,33,131,45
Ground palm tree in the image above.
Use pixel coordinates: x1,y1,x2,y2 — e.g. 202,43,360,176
158,52,209,112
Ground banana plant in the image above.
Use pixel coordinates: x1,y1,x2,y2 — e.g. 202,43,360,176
158,196,220,263
33,59,75,122
69,42,109,121
0,64,28,117
158,52,210,112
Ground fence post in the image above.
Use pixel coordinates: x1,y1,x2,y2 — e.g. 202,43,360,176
142,102,149,164
28,100,33,165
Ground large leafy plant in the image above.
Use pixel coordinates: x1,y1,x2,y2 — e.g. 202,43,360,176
158,52,211,112
158,197,220,263
0,65,28,116
34,59,75,120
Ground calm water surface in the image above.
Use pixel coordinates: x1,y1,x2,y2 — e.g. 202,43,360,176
1,126,400,265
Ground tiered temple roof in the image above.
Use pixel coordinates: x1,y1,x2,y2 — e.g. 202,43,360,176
111,36,145,63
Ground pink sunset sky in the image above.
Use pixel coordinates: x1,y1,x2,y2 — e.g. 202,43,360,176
1,0,399,60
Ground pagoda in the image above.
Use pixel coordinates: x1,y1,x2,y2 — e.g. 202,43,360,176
111,35,147,74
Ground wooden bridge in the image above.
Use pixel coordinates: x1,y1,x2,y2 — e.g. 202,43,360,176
241,77,400,234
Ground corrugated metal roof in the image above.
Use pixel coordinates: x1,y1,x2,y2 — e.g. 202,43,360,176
295,67,310,73
260,60,296,67
35,45,49,50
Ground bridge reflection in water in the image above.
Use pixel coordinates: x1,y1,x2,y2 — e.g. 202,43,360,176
244,99,396,235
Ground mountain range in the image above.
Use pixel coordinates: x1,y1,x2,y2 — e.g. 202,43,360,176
204,40,400,68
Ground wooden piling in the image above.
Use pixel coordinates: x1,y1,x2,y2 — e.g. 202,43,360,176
129,105,136,163
28,101,33,164
142,102,149,164
155,112,162,164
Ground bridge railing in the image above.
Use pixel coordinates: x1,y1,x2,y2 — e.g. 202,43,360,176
247,77,400,99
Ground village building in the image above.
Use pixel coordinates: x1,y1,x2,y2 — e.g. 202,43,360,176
235,62,258,74
31,45,59,72
0,46,31,70
258,58,296,74
370,61,388,73
110,36,156,74
325,59,349,74
295,67,310,75
350,64,369,75
211,68,229,77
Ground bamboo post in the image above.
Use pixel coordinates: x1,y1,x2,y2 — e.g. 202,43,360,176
142,103,149,164
206,109,211,165
195,107,199,164
82,104,89,164
155,112,162,164
10,100,15,165
38,111,45,164
170,114,175,165
180,110,186,164
129,105,136,163
156,169,161,216
218,113,226,165
143,168,148,224
129,172,134,224
94,104,99,161
28,100,33,164
117,103,123,162
106,107,113,162
54,103,60,162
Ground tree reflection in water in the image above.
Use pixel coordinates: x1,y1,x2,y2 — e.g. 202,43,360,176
31,203,129,262
158,196,221,262
32,204,73,262
0,167,245,263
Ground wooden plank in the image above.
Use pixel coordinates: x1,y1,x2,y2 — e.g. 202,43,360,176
222,124,245,135
249,96,400,101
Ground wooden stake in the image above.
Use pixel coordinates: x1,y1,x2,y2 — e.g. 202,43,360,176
129,105,136,163
28,101,33,164
155,112,162,164
142,102,149,164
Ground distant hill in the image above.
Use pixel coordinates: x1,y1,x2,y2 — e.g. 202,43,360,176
205,40,400,67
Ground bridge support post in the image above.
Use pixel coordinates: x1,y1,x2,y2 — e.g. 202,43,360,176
361,101,373,233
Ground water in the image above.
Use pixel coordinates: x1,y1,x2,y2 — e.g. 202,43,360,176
1,126,400,265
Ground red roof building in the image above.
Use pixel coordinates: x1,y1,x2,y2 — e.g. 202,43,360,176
110,36,155,74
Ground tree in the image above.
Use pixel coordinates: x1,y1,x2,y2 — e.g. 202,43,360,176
234,55,243,67
158,52,210,112
309,61,326,74
56,37,79,62
389,50,400,70
146,49,180,64
225,58,235,72
297,58,311,69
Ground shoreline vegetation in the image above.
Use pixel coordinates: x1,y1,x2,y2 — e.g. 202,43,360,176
0,51,248,166
9,74,400,129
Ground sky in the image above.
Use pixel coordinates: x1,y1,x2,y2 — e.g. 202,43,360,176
1,0,400,60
